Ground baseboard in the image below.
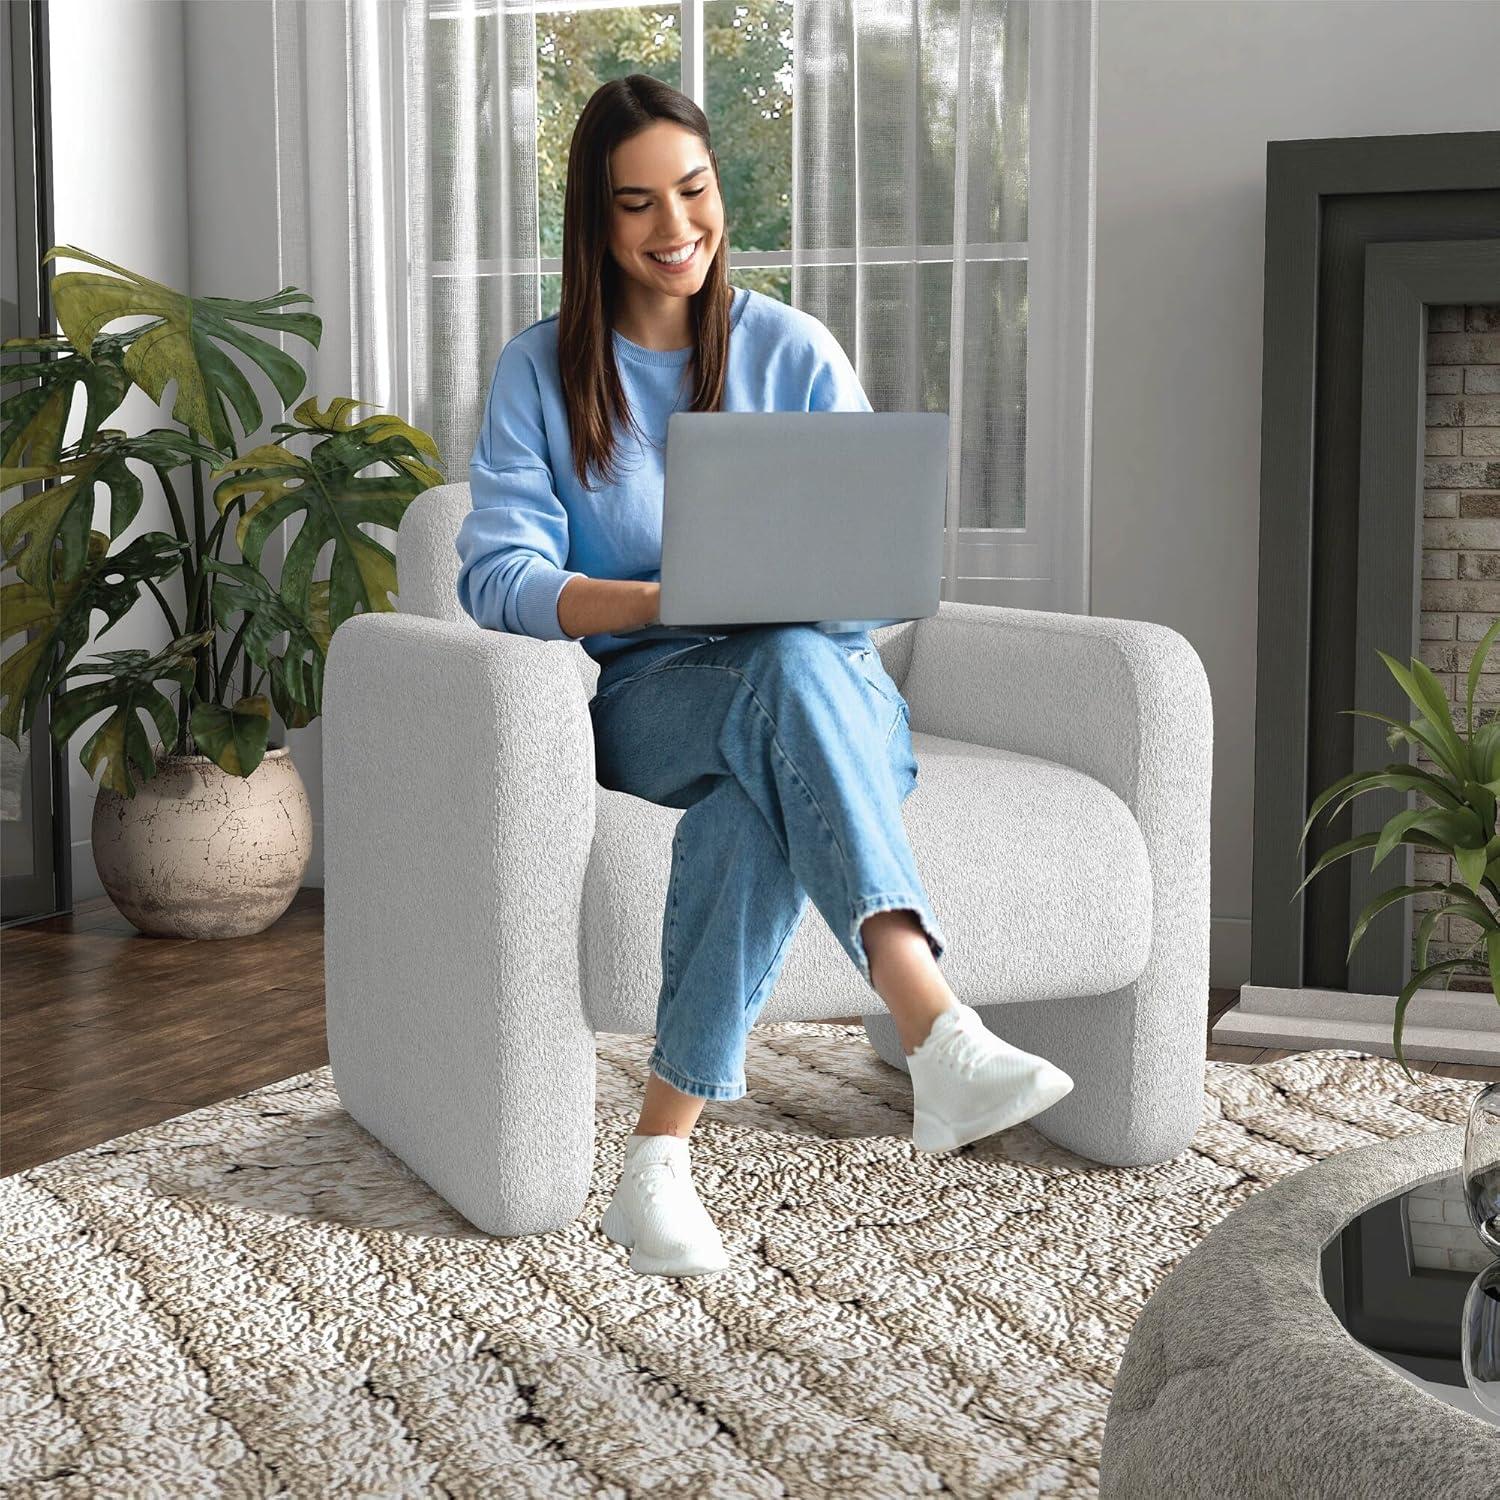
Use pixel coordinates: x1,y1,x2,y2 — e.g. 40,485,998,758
1213,983,1500,1066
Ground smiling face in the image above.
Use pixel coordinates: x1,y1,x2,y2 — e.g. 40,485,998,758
606,120,724,308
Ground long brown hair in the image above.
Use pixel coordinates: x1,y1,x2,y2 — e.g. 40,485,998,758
558,74,734,493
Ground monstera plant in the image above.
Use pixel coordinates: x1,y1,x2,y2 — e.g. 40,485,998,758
0,244,442,797
1295,618,1500,1079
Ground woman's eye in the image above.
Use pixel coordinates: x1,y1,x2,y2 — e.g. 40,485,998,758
624,187,707,214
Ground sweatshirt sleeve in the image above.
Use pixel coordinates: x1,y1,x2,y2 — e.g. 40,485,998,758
807,325,874,413
456,337,587,641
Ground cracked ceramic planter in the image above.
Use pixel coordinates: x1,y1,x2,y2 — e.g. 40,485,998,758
91,744,314,938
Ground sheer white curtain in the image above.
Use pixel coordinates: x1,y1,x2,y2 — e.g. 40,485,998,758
270,0,1094,612
271,0,543,501
795,0,1095,611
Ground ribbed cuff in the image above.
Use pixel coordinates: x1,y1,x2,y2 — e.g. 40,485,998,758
512,562,588,641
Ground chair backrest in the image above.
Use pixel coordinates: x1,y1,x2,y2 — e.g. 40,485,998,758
396,481,601,696
394,482,475,627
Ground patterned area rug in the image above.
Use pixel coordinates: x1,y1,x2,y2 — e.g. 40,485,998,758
1,1025,1479,1498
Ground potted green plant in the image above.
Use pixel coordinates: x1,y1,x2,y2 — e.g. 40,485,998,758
0,245,443,937
1296,617,1500,1080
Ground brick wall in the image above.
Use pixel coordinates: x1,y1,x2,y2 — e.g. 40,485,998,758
1405,1171,1493,1273
1412,304,1500,991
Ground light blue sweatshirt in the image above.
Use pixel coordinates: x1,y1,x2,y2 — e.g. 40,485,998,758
456,284,874,665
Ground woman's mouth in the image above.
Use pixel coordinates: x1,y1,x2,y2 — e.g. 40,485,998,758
647,238,701,272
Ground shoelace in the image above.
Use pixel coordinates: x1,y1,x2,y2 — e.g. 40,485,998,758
930,1012,995,1079
631,1158,681,1209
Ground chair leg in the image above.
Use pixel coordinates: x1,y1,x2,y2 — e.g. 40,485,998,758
864,974,1206,1168
977,977,1205,1166
863,1010,910,1075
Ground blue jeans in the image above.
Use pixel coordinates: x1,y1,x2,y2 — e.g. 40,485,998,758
588,624,948,1102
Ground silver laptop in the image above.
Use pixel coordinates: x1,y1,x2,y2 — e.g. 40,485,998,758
616,411,948,640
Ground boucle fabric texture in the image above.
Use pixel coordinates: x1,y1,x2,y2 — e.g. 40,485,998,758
1101,1122,1500,1498
324,481,1212,1237
0,1031,1478,1498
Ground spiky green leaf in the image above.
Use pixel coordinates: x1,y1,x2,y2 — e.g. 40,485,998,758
1464,618,1500,737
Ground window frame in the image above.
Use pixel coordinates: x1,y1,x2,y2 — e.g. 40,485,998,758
437,1,1028,278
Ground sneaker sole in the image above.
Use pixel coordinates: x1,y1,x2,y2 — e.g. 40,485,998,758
911,1068,1075,1153
601,1198,732,1276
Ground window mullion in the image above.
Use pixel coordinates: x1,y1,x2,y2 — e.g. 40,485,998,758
680,1,704,105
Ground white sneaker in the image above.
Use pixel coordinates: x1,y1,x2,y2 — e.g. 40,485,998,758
602,1134,732,1276
906,1002,1075,1153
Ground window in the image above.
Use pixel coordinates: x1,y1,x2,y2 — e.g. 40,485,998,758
430,3,1091,608
531,2,797,314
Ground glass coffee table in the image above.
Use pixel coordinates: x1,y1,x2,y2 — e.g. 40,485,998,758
1321,1168,1499,1426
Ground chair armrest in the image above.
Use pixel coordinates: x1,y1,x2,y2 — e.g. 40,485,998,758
905,597,1213,950
901,600,1213,1164
322,612,598,1229
324,610,596,884
906,598,1212,814
324,607,597,991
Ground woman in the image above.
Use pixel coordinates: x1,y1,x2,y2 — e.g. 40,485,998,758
456,75,1073,1278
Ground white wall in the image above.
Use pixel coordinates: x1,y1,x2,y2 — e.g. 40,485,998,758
48,0,282,901
1091,0,1500,984
49,0,191,902
46,0,1500,987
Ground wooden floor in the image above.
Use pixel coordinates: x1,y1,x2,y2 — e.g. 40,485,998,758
4,889,1497,1177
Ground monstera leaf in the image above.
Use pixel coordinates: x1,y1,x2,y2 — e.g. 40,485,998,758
42,244,321,450
208,395,443,629
189,693,273,776
0,529,191,745
0,427,221,600
198,557,325,734
306,577,333,657
50,630,215,797
0,330,132,468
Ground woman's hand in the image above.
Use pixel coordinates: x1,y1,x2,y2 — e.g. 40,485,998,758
646,582,662,626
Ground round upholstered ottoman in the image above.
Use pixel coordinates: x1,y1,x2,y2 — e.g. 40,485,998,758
1101,1125,1500,1498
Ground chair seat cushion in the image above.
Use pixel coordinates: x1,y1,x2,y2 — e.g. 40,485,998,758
580,730,1154,1034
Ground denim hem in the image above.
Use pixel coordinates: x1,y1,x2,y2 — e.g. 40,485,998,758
850,892,948,986
648,1046,747,1102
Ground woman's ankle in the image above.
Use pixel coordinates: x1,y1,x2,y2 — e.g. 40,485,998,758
637,1068,709,1139
897,998,958,1055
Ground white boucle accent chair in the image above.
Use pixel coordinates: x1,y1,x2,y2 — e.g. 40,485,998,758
323,484,1214,1236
